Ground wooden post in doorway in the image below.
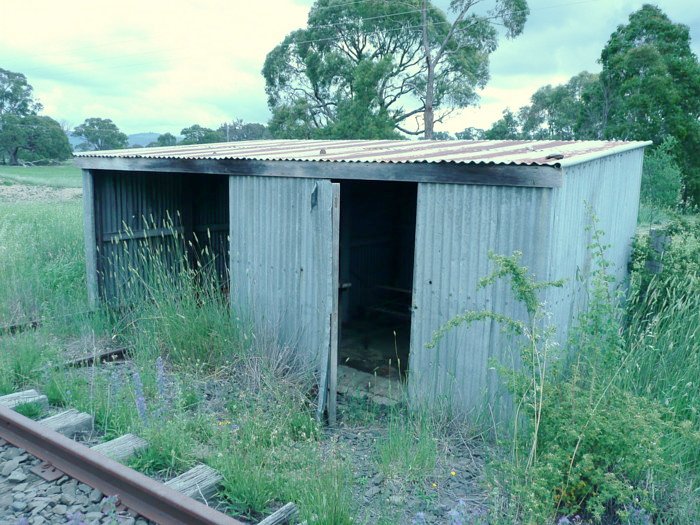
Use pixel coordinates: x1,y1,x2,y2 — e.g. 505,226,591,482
328,183,340,426
82,169,99,308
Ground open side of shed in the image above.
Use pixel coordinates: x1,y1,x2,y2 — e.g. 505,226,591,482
83,170,229,306
76,139,650,421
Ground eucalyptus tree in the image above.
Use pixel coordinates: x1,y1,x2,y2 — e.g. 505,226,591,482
74,118,129,151
179,125,224,145
599,4,700,201
420,0,528,138
263,0,529,139
517,72,603,140
483,108,520,139
0,69,69,164
0,68,42,116
0,115,71,165
155,132,178,147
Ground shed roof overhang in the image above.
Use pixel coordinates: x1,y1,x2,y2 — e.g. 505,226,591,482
75,156,562,188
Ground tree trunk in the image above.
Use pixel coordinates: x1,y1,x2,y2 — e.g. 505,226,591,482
9,147,19,166
424,66,435,140
422,0,434,140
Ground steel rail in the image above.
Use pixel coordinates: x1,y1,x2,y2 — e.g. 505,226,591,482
0,405,242,525
0,308,97,337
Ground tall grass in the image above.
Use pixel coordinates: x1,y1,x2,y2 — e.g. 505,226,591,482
0,199,356,522
97,221,245,369
623,222,700,482
0,331,62,396
0,200,87,325
84,221,355,520
376,411,438,482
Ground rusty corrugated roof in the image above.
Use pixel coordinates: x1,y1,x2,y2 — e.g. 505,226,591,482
74,139,651,167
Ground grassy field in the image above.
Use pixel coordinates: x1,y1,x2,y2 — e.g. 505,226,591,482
0,163,82,188
0,166,698,524
0,199,86,324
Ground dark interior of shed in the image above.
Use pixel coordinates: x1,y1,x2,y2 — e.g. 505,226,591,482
185,174,230,289
337,180,417,380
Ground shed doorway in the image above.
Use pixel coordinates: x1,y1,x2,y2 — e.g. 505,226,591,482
336,180,417,393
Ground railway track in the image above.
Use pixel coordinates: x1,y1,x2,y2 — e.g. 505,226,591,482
0,390,298,525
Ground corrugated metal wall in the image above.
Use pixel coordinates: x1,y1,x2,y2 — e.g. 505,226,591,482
546,149,644,342
93,171,185,303
408,150,643,416
229,176,335,378
92,171,229,303
87,151,643,417
408,183,555,415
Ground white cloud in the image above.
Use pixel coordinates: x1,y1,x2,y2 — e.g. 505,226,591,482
1,0,310,133
1,0,698,135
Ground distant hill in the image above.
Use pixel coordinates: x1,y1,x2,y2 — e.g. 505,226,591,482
66,132,162,150
67,132,86,150
128,133,160,147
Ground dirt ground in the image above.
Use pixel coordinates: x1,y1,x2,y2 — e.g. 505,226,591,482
328,406,489,524
0,181,82,202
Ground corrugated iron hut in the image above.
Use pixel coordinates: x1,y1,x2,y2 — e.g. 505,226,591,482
75,139,650,418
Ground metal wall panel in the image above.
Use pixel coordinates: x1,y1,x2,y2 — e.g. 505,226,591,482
229,176,335,389
408,150,643,416
546,149,644,341
82,170,99,308
94,171,185,303
409,183,555,415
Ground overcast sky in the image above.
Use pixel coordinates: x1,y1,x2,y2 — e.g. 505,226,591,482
1,0,698,136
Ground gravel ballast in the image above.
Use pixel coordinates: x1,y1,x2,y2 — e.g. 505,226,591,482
0,441,152,525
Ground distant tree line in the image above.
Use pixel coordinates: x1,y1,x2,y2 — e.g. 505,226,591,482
169,119,271,146
0,65,271,163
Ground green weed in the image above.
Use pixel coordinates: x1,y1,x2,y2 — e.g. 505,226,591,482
214,377,354,522
13,401,45,419
0,332,60,392
431,219,695,523
376,412,438,482
129,418,200,477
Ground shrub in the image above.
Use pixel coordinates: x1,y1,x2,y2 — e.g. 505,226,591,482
432,222,687,522
640,138,683,210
